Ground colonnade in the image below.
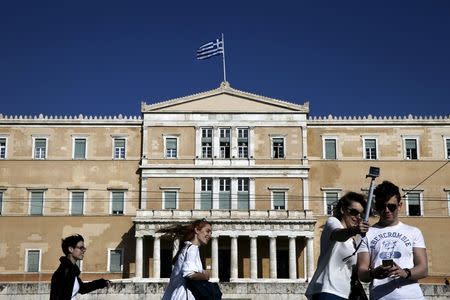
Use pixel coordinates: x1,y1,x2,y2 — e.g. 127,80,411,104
135,233,314,282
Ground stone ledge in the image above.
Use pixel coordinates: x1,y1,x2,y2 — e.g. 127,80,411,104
0,282,448,300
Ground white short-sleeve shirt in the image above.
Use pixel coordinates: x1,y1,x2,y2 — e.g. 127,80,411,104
306,217,356,299
162,241,203,300
358,222,426,300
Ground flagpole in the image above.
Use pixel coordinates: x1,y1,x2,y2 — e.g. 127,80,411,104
222,33,227,83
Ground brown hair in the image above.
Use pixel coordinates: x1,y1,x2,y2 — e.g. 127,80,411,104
157,218,211,264
333,192,366,221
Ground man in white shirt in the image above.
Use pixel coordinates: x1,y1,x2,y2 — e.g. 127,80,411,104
357,181,428,300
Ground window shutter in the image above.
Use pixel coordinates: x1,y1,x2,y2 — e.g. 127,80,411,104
166,138,177,149
112,192,124,214
71,192,84,215
30,192,43,215
74,139,86,159
219,192,231,209
325,140,336,159
273,192,285,209
109,250,122,272
27,250,40,272
237,192,249,210
405,139,416,149
114,139,125,148
164,191,177,209
365,139,376,148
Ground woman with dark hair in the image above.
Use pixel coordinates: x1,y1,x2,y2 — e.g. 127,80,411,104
159,218,212,300
306,192,370,300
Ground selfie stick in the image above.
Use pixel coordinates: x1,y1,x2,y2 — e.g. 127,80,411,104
362,167,380,236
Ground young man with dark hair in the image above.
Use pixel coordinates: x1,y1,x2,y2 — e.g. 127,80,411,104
50,234,110,299
357,181,428,300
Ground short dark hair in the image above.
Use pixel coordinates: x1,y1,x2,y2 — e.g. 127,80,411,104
374,181,401,210
61,234,84,256
333,192,366,220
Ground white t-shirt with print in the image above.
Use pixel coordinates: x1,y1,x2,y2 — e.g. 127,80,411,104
306,217,356,299
358,222,426,300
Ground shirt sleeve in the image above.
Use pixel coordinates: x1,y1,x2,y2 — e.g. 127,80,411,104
182,245,200,278
412,227,426,248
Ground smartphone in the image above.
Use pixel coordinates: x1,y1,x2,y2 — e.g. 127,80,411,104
382,259,394,267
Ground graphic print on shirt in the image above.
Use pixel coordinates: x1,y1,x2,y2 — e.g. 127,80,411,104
380,239,401,259
369,231,412,260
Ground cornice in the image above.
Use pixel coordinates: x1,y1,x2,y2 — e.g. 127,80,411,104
308,114,450,125
0,114,142,125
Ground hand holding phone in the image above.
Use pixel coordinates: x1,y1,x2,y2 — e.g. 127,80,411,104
382,259,394,268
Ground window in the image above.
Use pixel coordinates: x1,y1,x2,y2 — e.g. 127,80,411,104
113,138,126,159
0,138,6,159
165,137,178,158
73,138,86,159
163,191,177,209
406,192,421,216
273,191,286,210
200,178,212,209
237,178,249,210
219,128,230,158
324,138,337,160
219,178,231,209
108,249,123,272
447,192,450,216
33,138,47,159
201,128,212,158
445,138,450,159
30,191,44,215
111,191,124,215
238,128,249,158
26,250,40,272
0,191,3,215
364,138,377,160
272,137,285,159
404,138,418,160
325,192,339,215
70,191,84,215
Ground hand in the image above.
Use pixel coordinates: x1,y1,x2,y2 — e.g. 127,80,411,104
202,270,211,280
387,262,409,279
371,265,391,279
358,220,370,235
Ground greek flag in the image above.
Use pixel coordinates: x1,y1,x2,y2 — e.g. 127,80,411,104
196,38,223,60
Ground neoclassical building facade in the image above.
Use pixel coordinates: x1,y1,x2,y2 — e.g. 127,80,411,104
0,82,449,284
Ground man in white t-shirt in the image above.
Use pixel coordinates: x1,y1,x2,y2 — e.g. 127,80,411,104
357,181,428,300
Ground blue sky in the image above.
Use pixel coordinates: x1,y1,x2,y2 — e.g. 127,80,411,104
1,1,449,117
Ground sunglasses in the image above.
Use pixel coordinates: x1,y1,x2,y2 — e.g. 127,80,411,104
75,246,87,251
377,203,398,212
346,208,364,218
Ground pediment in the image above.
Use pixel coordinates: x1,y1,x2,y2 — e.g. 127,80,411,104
142,82,309,113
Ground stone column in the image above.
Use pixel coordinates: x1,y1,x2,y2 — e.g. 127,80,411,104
289,236,297,279
140,177,147,210
153,235,161,279
301,125,308,165
269,236,277,279
135,236,143,279
230,236,238,280
212,177,219,209
250,236,258,279
306,237,314,282
231,178,238,210
211,236,219,280
213,127,220,159
231,126,237,158
249,178,255,210
195,127,201,158
302,178,309,210
194,178,201,209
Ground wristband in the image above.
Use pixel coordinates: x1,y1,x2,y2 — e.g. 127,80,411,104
404,268,411,279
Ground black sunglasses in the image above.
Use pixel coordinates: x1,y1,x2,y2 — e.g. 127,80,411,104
346,208,364,218
377,203,398,212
